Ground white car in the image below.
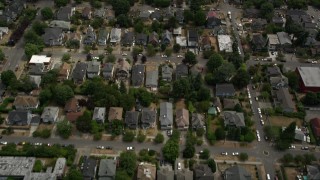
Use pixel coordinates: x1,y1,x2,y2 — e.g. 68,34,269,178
257,137,261,142
289,145,296,149
0,141,7,145
178,163,181,170
161,55,167,58
256,130,259,134
259,114,263,118
221,152,228,156
232,152,239,156
34,142,42,146
177,55,183,58
261,120,265,125
249,100,252,104
255,97,258,101
138,53,143,56
97,146,105,149
126,146,134,150
122,53,128,56
257,108,261,112
92,56,99,60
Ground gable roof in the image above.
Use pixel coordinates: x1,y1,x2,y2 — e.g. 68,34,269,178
97,28,108,40
176,108,189,128
136,33,148,45
277,32,292,45
216,84,236,97
137,163,156,180
87,60,100,73
194,164,214,179
108,107,123,121
267,66,281,76
224,165,252,180
307,165,320,180
252,34,267,49
125,111,139,129
141,108,156,129
64,98,79,112
275,88,295,111
49,20,71,30
7,110,31,125
56,6,73,21
145,70,158,87
223,111,245,127
162,30,172,43
13,96,39,108
92,107,106,121
82,156,97,179
296,67,320,87
175,63,188,79
41,107,59,121
131,64,145,87
122,32,134,45
148,31,159,45
161,64,173,79
42,27,63,45
72,62,87,81
191,113,205,129
98,159,116,178
223,98,240,109
110,28,121,43
176,169,193,180
157,165,174,180
160,102,173,127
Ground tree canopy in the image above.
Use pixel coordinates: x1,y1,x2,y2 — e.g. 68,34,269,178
119,151,137,176
56,120,72,139
183,51,197,66
53,85,74,105
41,7,54,20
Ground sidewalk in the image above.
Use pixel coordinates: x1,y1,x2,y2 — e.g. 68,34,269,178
215,159,263,165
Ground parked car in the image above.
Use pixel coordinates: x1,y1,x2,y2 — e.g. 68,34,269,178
232,152,239,156
301,146,309,150
97,146,105,149
221,152,228,155
0,141,7,145
178,163,181,170
127,146,134,150
106,146,112,150
289,145,295,149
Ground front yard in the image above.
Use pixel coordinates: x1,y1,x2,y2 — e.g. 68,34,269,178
268,116,302,127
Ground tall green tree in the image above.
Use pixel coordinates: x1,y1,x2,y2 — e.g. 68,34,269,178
76,111,92,133
53,85,74,105
57,120,72,139
112,0,130,16
194,10,206,26
119,151,137,176
232,69,250,89
183,51,197,66
1,70,16,86
41,7,54,20
54,0,70,7
206,53,223,72
172,78,190,99
64,167,83,180
0,48,5,61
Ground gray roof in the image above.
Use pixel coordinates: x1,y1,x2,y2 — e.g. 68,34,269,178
93,107,106,122
94,8,105,18
140,11,151,19
194,164,214,180
272,16,285,24
56,6,73,21
270,76,288,88
251,18,267,30
98,159,116,178
223,111,245,127
188,29,198,44
162,30,172,44
252,34,267,49
224,165,252,180
150,10,162,20
216,84,236,97
148,31,159,45
29,64,45,76
243,8,260,18
161,64,173,80
110,28,121,43
286,9,307,17
160,102,173,128
72,62,87,82
191,113,205,129
8,110,31,126
87,60,100,74
175,63,188,79
307,165,320,180
141,108,156,129
49,20,71,30
41,106,59,122
176,9,184,22
223,98,240,109
277,32,292,45
122,32,134,45
297,67,320,87
176,169,193,180
157,166,174,180
276,88,295,111
98,29,108,41
29,75,41,87
82,156,97,179
136,33,148,45
267,66,281,76
102,63,114,79
83,26,96,45
125,111,139,129
131,64,145,87
42,27,63,45
295,129,305,141
145,70,158,88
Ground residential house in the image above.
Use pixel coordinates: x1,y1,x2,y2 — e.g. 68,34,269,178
295,127,306,141
243,8,260,18
267,34,280,51
224,165,252,180
56,6,75,21
0,27,9,40
131,64,145,87
92,107,106,123
141,108,156,129
223,111,245,128
136,33,148,46
42,27,65,46
98,159,116,180
213,25,227,36
191,113,205,130
108,107,123,121
160,102,173,130
139,11,151,21
267,66,282,77
41,106,59,123
275,88,295,112
29,64,45,76
161,64,173,82
66,32,82,45
270,76,288,89
207,16,221,28
102,63,114,80
82,7,92,20
115,59,131,80
157,165,174,180
217,35,233,52
58,63,71,82
163,7,174,21
251,34,267,51
162,30,173,45
176,9,184,24
87,60,101,79
175,63,188,79
216,84,236,97
277,31,292,49
97,29,108,46
13,95,39,110
251,18,267,32
307,165,320,180
176,108,189,130
176,36,187,48
94,8,105,18
187,29,199,48
201,36,212,51
176,169,193,180
82,156,97,180
7,110,32,126
173,27,182,36
83,26,96,45
150,10,162,21
29,75,41,88
122,32,134,46
311,118,320,141
110,28,121,44
125,111,139,129
272,16,286,28
148,32,159,47
137,163,156,180
193,164,214,180
49,20,71,31
223,98,240,110
72,62,87,84
145,70,158,91
64,98,80,113
0,0,26,23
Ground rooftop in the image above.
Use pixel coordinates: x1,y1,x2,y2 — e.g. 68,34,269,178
297,67,320,87
217,35,233,52
0,157,35,176
29,55,51,64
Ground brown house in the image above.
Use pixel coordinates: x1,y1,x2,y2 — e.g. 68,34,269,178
82,7,92,19
64,98,80,113
108,107,123,121
13,95,39,110
58,63,71,82
175,108,189,130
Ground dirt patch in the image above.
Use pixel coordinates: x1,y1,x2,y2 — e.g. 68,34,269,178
284,167,299,180
269,116,302,127
91,149,117,155
214,141,253,148
145,128,158,136
36,124,54,131
175,99,186,109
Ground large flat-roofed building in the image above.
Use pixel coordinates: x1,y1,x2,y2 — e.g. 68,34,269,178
29,55,51,66
0,157,36,177
217,35,233,52
296,67,320,92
